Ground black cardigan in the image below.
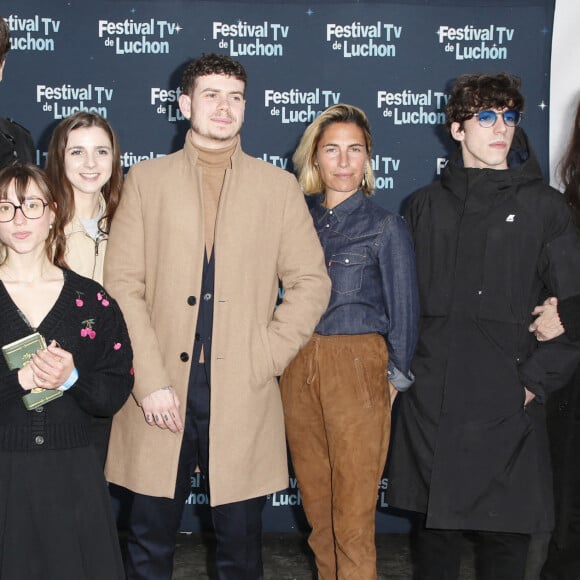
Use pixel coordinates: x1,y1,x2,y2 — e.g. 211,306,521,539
0,269,133,451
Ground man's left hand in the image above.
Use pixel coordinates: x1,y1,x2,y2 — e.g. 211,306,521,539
529,297,564,341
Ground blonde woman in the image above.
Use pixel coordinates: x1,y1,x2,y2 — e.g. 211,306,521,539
281,104,419,579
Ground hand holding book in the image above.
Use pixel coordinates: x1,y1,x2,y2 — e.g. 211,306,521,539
29,340,75,390
2,333,64,410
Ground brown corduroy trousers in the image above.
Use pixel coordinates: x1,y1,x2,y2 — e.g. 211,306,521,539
280,333,393,580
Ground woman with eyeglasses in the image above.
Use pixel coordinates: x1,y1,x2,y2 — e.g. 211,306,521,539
46,112,123,466
0,163,133,579
280,104,419,579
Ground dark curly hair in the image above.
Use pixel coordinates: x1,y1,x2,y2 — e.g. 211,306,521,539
560,100,580,230
0,16,11,65
445,72,525,132
181,53,247,96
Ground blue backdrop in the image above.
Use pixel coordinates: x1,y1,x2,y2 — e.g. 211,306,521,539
1,0,556,532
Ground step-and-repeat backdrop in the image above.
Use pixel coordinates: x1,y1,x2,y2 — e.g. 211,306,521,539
2,0,556,532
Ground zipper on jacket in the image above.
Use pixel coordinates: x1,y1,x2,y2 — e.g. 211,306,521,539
92,233,106,280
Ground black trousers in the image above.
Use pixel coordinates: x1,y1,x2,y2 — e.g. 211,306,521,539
541,447,580,579
541,385,580,580
124,363,266,580
413,520,530,580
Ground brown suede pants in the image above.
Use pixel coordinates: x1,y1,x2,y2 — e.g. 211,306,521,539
280,333,392,580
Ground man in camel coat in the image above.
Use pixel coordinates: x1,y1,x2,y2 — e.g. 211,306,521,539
104,54,330,580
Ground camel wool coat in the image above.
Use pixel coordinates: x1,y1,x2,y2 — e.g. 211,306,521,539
104,133,330,506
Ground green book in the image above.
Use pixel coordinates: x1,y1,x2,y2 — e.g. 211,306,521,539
22,387,63,410
2,332,47,370
2,332,63,410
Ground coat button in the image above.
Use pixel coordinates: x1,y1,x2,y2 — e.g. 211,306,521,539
35,435,45,445
187,296,197,306
203,292,212,301
35,406,44,413
180,352,189,362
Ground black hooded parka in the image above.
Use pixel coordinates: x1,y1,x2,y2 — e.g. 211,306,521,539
387,128,580,534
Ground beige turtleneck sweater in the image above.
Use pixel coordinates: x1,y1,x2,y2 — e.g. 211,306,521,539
193,138,236,363
194,139,236,256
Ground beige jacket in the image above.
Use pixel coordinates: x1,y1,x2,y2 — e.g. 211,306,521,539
64,195,107,284
104,134,330,505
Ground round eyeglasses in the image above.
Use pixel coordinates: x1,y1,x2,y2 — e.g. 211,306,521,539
0,198,49,223
472,110,523,128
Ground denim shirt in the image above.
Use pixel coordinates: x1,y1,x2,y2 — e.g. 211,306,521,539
310,191,419,390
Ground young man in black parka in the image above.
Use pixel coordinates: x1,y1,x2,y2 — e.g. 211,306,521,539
387,72,580,580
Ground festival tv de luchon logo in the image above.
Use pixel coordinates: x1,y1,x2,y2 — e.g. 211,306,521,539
325,21,403,58
6,13,60,51
264,88,342,124
436,23,514,60
212,20,291,57
98,18,180,54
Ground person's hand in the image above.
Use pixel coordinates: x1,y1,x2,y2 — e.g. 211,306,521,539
141,386,183,433
18,363,36,391
524,387,536,407
529,297,564,341
29,340,74,390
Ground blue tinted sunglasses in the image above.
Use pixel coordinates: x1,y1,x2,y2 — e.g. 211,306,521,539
473,110,522,128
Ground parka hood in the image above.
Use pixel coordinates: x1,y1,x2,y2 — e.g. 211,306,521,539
448,126,543,177
443,127,546,208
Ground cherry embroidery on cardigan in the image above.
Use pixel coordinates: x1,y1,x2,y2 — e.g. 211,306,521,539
97,291,110,307
80,319,96,339
75,292,84,307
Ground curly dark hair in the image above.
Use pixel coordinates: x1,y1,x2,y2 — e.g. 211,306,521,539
445,72,525,132
560,100,580,230
0,16,11,64
181,53,247,96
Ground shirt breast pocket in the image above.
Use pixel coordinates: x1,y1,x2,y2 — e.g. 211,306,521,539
328,252,366,295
